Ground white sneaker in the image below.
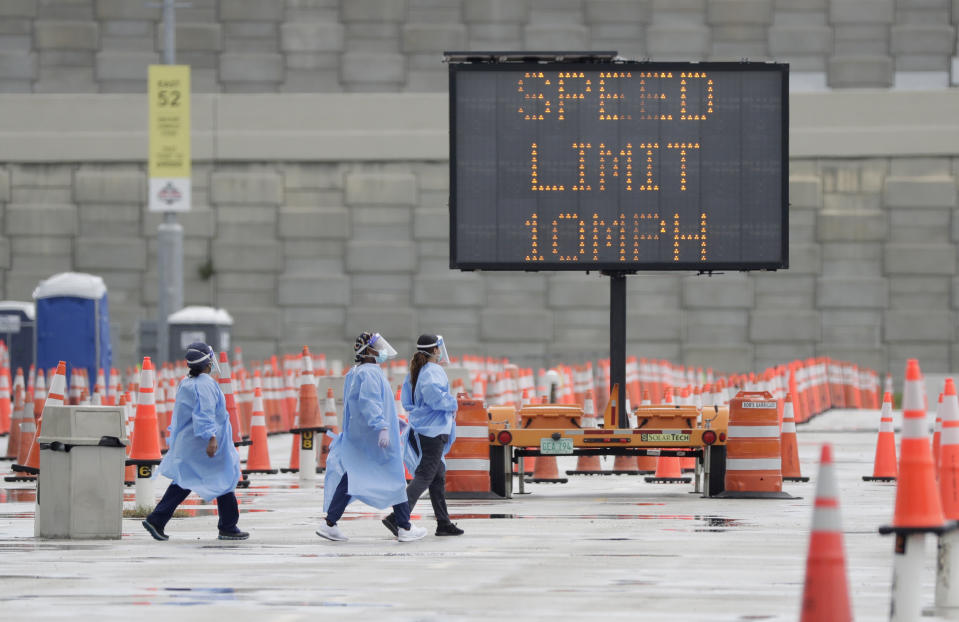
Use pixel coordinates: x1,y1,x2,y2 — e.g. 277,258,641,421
397,522,427,542
315,523,348,541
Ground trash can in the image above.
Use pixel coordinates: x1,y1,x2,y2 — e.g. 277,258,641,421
35,405,127,539
167,306,233,362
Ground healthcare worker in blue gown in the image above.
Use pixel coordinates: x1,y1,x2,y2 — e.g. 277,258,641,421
316,332,428,542
142,342,248,541
383,334,464,537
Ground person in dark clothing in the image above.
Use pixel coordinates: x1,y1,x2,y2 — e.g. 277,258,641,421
383,335,464,537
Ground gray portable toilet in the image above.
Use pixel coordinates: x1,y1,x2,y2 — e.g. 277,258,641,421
0,301,35,375
167,306,233,361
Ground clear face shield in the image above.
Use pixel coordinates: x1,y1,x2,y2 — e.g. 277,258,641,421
367,333,398,364
209,351,222,376
186,346,221,376
422,335,450,365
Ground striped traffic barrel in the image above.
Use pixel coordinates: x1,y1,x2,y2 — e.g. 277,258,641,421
718,390,792,499
446,395,493,497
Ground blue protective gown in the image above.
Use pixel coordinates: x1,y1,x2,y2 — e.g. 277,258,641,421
401,362,458,457
323,363,408,512
157,373,241,501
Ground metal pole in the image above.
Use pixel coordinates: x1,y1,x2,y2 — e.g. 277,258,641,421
157,0,183,364
607,272,627,428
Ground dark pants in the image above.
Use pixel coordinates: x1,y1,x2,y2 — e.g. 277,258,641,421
406,433,451,524
325,472,411,530
148,482,240,533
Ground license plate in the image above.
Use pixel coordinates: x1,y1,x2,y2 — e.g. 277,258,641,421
640,433,691,443
540,438,574,455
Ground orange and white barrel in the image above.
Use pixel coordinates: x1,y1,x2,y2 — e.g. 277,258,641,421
445,396,491,497
720,390,791,498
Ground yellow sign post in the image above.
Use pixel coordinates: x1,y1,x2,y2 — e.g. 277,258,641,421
148,64,191,212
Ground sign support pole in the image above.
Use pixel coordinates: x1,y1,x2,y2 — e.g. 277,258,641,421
156,0,184,364
604,271,630,428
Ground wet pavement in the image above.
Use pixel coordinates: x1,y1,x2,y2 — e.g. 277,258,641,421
0,408,949,620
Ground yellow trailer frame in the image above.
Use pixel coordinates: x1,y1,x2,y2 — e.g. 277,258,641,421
485,385,730,498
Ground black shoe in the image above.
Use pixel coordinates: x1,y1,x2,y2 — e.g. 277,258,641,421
381,514,399,537
435,522,464,536
142,519,169,541
217,529,250,541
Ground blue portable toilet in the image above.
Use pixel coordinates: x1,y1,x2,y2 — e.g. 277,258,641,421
33,273,111,386
0,301,35,376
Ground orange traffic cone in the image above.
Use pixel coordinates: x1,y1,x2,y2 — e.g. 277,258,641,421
127,357,162,466
238,373,252,439
32,369,46,419
939,379,959,518
781,394,809,482
799,443,853,622
12,361,66,478
320,387,338,470
291,346,322,431
645,453,691,484
935,392,945,469
863,391,897,482
880,363,947,621
289,346,324,476
3,378,37,482
120,394,135,486
526,451,568,484
243,386,277,474
282,416,301,474
880,359,946,532
0,367,11,435
566,394,605,475
2,380,24,460
218,351,246,447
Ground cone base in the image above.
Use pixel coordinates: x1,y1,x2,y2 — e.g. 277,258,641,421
716,490,795,499
645,477,692,483
862,475,896,482
566,470,609,476
4,474,35,482
236,479,251,489
233,440,252,447
525,477,569,484
11,464,38,474
242,468,279,475
784,476,810,482
289,426,327,434
124,480,134,486
879,522,956,536
0,456,16,461
126,459,162,466
280,467,298,473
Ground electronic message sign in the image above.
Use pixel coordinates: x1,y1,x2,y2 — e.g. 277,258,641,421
449,60,788,271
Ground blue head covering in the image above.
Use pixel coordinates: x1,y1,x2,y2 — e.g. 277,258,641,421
185,341,215,372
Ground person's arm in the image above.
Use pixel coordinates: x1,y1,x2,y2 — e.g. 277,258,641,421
191,379,219,456
401,375,414,412
356,371,387,431
419,368,458,413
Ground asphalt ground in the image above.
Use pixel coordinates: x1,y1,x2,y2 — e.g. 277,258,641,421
0,408,952,621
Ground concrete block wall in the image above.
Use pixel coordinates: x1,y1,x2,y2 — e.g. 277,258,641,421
0,0,957,93
0,157,957,375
